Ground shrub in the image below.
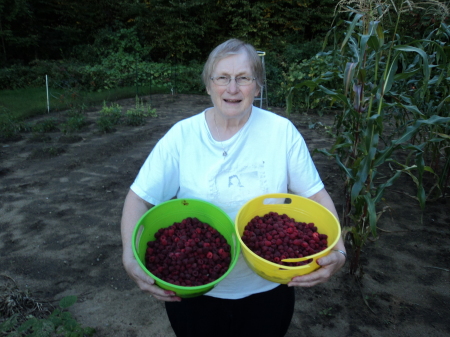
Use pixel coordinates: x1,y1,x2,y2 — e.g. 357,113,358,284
265,38,330,108
0,58,205,95
97,101,123,133
32,118,58,134
124,96,157,126
284,52,340,114
61,111,87,134
0,106,29,141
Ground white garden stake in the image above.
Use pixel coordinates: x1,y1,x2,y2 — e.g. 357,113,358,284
46,75,50,113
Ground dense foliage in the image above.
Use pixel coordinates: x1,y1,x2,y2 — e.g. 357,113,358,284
0,0,337,66
3,0,447,106
1,0,344,104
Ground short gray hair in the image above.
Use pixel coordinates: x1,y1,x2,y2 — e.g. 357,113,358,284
202,39,264,91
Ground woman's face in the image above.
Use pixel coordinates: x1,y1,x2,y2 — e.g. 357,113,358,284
207,52,260,121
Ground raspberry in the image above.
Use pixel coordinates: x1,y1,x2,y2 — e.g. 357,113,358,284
241,212,328,267
145,218,231,286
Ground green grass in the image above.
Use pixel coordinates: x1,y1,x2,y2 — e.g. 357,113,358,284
0,87,50,120
0,85,166,122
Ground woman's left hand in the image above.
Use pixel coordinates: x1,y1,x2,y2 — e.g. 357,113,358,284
287,250,346,287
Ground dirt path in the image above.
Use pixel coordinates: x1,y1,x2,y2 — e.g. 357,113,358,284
1,94,449,336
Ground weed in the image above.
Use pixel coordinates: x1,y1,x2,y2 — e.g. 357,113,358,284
319,307,334,316
97,101,123,133
32,119,58,134
0,106,28,141
46,147,63,157
29,147,65,159
29,134,52,143
57,85,86,115
0,296,95,337
61,112,86,134
0,275,95,336
124,109,147,126
124,96,157,126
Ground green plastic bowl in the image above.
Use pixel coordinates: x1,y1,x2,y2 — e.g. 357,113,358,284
132,198,240,298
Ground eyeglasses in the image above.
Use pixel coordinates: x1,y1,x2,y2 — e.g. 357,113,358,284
210,76,255,86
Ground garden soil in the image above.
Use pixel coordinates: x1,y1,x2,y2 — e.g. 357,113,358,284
1,94,449,337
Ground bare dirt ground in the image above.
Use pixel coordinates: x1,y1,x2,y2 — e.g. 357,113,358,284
1,94,449,337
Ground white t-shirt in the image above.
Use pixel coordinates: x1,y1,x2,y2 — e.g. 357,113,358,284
131,106,324,299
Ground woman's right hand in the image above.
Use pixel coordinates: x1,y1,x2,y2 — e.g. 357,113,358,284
123,253,181,302
121,189,181,302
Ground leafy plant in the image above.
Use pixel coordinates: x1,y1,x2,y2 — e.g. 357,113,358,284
61,111,87,134
55,83,86,113
32,119,58,134
124,96,157,126
96,101,123,133
0,106,29,141
319,307,334,316
284,52,340,114
0,296,95,337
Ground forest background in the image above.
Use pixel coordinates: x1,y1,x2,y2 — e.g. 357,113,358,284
1,0,442,112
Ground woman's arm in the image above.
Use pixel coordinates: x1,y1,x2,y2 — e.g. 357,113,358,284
287,188,346,287
121,189,181,301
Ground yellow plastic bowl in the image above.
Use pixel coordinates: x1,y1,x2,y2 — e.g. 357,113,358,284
235,193,341,284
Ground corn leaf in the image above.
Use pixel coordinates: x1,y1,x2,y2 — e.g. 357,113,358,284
341,13,364,52
373,170,402,204
363,194,377,237
373,147,395,167
318,85,349,107
351,123,379,202
415,151,426,210
350,153,371,202
394,45,430,82
376,21,384,47
397,104,424,117
393,115,450,145
316,148,355,180
344,62,358,95
379,50,400,97
393,68,419,81
437,94,450,112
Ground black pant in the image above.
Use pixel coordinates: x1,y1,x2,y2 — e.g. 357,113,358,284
165,285,295,337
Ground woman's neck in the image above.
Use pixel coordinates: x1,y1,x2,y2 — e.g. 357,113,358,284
206,107,252,141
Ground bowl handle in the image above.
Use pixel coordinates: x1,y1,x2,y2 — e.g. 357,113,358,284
281,256,314,263
260,193,298,206
135,225,145,254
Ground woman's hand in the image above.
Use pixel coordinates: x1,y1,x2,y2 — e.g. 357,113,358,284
287,188,347,287
123,253,181,302
121,189,181,302
287,249,346,287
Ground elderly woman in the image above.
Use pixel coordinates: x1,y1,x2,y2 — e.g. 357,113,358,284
121,39,346,337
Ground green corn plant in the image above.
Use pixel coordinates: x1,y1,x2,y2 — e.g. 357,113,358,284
290,0,450,277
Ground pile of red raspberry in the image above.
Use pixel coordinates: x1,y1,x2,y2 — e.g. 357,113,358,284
145,217,231,286
242,212,328,266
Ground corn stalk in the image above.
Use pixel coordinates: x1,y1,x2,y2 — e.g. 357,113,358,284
291,1,450,278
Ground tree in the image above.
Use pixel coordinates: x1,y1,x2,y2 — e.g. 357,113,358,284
0,0,37,64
